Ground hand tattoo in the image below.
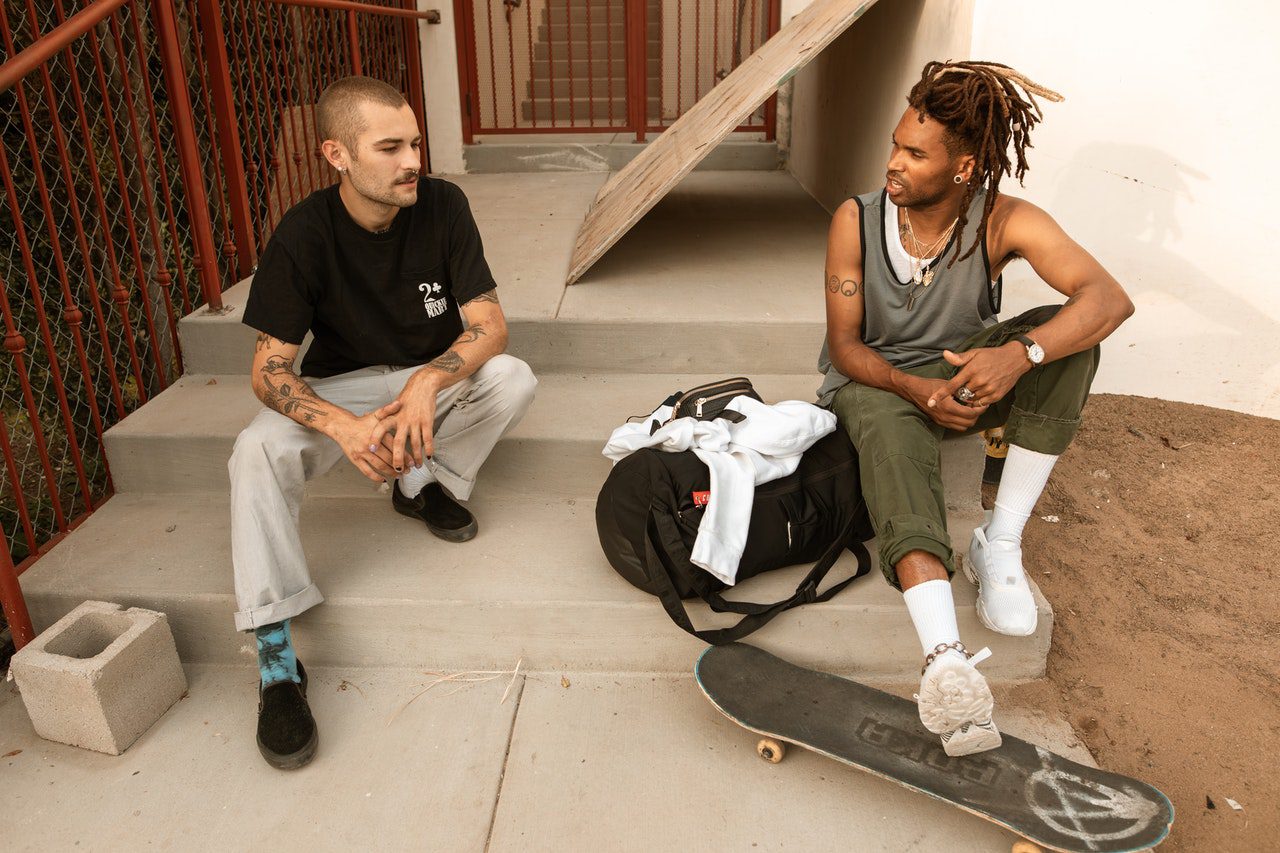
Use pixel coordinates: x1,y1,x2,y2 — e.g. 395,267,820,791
827,275,860,297
259,354,326,423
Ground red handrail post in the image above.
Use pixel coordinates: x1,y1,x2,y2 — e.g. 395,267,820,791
196,0,257,278
625,0,646,141
151,0,225,311
402,0,428,171
1,542,35,651
347,9,363,74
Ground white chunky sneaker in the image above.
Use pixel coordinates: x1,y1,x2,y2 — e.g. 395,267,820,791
965,514,1038,637
915,643,1002,757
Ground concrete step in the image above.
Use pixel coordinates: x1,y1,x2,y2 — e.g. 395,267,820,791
528,76,656,99
535,20,658,40
543,0,656,22
534,39,659,62
521,96,660,122
180,279,816,376
537,56,628,77
106,372,866,496
16,486,1051,676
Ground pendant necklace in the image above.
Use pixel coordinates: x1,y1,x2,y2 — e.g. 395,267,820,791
903,209,957,310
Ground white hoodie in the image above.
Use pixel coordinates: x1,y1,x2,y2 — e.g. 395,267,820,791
603,396,836,585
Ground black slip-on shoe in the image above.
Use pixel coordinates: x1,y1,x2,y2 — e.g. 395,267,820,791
257,659,318,770
392,480,479,542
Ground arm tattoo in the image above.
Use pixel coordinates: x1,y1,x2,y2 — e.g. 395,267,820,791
427,350,464,374
456,324,488,345
463,289,500,306
827,275,861,297
259,354,326,423
255,332,272,352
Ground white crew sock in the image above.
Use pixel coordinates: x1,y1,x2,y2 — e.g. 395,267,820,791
986,445,1058,545
399,463,436,498
904,579,961,659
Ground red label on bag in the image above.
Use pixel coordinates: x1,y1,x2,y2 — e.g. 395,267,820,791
692,490,711,507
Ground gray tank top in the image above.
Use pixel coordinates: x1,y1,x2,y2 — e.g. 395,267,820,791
816,188,1001,406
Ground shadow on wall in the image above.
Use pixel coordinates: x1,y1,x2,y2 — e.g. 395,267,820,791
1050,142,1278,355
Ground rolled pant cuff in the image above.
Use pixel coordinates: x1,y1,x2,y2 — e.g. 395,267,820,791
878,514,955,590
431,462,476,502
234,583,324,632
1003,406,1080,456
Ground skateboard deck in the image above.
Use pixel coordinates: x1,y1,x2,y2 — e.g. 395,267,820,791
695,643,1173,853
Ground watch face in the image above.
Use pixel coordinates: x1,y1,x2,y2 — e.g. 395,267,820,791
1028,342,1045,363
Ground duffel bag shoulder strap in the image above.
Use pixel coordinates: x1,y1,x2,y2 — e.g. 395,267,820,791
645,510,871,645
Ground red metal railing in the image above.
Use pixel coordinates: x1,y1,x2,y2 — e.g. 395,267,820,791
1,0,427,650
457,0,778,142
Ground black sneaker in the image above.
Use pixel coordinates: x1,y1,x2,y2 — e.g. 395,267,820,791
392,481,479,542
257,659,318,770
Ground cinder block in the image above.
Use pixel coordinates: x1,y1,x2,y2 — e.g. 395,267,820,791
11,600,187,755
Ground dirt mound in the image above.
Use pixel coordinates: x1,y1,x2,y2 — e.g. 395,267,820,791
1018,394,1279,852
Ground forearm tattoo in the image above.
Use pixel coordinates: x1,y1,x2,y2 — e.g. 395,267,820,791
456,324,488,346
827,274,861,297
259,354,327,423
427,350,465,374
463,289,500,306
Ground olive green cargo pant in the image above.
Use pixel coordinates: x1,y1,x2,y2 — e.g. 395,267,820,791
830,305,1100,588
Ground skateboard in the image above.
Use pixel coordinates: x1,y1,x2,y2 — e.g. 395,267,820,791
695,643,1174,853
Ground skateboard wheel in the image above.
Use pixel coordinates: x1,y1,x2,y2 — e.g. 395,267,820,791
756,738,786,763
1011,842,1043,853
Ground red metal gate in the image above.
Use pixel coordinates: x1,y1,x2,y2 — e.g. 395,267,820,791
456,0,779,142
1,0,429,651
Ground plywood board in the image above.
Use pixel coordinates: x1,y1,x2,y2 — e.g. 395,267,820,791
566,0,880,284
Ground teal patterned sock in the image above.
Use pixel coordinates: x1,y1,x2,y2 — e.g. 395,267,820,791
255,619,301,686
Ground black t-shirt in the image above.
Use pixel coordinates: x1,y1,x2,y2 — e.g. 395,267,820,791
243,178,496,378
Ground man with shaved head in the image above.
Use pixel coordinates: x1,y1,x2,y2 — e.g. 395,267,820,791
229,76,536,769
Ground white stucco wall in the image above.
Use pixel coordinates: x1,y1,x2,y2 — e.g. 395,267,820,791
784,0,1279,417
419,1,466,174
968,0,1280,417
786,0,975,212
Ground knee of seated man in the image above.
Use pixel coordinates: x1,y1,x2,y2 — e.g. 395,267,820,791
230,417,301,474
481,354,538,408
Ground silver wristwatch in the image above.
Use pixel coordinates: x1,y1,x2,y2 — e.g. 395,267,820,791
1016,334,1045,365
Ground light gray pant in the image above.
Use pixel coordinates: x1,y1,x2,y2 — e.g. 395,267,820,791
228,354,537,631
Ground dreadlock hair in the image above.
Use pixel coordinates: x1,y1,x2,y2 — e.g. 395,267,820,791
907,60,1063,266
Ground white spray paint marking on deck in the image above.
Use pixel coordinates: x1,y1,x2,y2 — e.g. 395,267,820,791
1023,745,1163,848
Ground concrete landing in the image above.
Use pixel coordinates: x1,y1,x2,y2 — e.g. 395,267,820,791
0,665,1094,852
464,138,780,173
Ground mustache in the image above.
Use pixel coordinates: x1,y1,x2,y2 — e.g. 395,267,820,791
396,170,420,183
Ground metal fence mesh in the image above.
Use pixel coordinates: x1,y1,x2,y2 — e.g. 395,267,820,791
1,0,427,574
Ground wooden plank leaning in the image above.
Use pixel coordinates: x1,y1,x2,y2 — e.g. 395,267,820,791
565,0,881,285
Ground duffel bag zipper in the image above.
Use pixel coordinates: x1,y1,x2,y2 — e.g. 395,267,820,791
786,521,793,548
693,388,746,417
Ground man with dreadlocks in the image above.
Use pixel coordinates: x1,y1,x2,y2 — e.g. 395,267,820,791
817,61,1134,756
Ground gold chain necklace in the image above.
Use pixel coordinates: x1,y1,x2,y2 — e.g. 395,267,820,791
903,209,957,310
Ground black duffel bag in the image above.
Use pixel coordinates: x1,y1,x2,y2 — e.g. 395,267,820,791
595,430,874,644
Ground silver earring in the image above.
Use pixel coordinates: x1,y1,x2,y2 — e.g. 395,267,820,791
953,174,964,184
